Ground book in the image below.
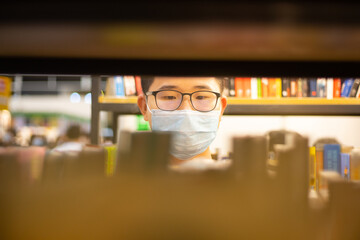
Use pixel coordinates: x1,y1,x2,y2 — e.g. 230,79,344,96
135,76,143,96
123,76,136,96
316,78,327,98
114,76,125,97
290,78,297,97
315,145,324,190
275,78,282,98
350,148,360,180
333,78,342,98
323,144,341,174
250,78,258,99
349,78,360,97
341,78,354,97
261,78,269,98
234,77,244,97
229,77,236,97
105,76,116,96
326,78,334,99
297,78,303,97
268,78,277,97
257,78,262,98
282,78,290,97
357,84,360,98
302,79,309,97
309,146,316,189
340,153,350,180
243,78,251,98
309,78,317,97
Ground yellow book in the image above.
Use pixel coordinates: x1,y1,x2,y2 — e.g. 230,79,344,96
275,78,282,98
104,145,117,177
309,146,316,190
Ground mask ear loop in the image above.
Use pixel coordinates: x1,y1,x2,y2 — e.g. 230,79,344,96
145,94,153,114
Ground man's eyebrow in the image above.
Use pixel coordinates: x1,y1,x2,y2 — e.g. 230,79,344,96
193,85,212,90
157,85,178,90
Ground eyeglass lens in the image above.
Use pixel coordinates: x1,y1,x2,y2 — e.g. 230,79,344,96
156,90,218,111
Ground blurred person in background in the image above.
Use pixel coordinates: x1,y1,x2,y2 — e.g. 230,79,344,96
52,124,85,152
137,77,228,167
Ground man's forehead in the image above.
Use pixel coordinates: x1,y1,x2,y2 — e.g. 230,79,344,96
150,77,219,91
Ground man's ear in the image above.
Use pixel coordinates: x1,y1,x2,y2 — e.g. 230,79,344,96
137,94,149,121
220,96,227,117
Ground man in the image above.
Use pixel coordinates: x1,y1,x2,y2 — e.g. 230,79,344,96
137,77,227,166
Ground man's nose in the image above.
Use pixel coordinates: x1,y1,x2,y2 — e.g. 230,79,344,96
178,95,194,110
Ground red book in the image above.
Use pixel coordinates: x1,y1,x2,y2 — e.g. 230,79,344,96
135,76,143,95
333,78,341,98
243,78,252,98
290,78,298,97
235,77,245,98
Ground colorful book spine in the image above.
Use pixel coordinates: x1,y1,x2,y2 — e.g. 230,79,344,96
123,76,136,96
333,78,342,98
316,78,327,98
268,78,277,97
315,146,323,191
350,149,360,180
309,78,317,97
282,78,290,97
250,78,258,99
229,77,236,97
349,78,360,97
302,79,309,97
261,78,269,98
290,78,297,97
323,144,341,174
340,153,350,180
135,76,143,96
326,78,334,99
309,146,316,189
115,76,125,97
297,78,303,97
341,78,354,97
243,78,252,98
275,78,282,98
235,77,244,97
257,78,262,98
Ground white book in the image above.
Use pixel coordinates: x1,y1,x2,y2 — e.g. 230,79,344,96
327,78,334,99
250,78,258,99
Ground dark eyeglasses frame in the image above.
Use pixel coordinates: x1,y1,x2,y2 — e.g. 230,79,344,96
146,90,221,112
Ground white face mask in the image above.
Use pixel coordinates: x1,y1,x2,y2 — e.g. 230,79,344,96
149,108,221,160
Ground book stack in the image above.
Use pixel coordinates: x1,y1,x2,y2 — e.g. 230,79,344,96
311,138,360,193
227,77,360,98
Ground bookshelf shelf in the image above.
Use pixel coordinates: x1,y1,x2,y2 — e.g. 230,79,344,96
97,96,360,116
100,96,360,105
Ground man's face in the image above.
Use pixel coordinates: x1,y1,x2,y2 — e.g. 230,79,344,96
138,77,227,128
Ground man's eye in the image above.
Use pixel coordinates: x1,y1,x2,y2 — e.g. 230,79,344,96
161,95,177,100
195,95,208,100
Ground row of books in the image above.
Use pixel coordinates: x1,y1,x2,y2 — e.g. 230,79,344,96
309,140,360,191
228,77,360,98
105,76,143,97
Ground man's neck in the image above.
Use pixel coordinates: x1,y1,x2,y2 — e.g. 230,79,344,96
169,147,212,166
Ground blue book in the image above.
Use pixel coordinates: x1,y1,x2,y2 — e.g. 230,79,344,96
340,153,350,180
323,144,341,174
115,76,125,96
309,78,317,97
341,78,354,97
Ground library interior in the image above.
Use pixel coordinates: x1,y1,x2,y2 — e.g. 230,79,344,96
0,1,360,240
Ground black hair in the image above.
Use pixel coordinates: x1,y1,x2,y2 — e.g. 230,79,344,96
66,125,81,140
140,76,226,94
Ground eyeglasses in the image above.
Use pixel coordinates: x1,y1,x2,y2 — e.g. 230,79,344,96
146,90,221,112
